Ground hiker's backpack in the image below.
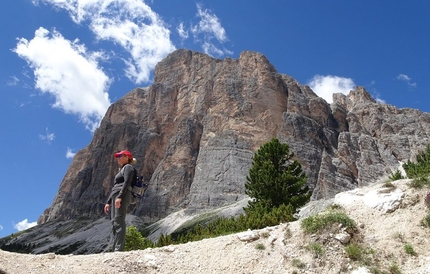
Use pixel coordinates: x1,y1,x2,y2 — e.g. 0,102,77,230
121,164,149,205
130,169,149,205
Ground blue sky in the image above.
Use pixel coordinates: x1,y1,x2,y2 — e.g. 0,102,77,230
0,0,429,238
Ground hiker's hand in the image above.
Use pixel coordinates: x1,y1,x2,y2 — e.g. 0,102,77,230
115,198,122,208
104,204,110,214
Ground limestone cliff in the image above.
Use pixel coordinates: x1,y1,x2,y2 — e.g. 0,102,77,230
38,49,430,227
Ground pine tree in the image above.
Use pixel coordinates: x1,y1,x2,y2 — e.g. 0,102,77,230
245,138,311,214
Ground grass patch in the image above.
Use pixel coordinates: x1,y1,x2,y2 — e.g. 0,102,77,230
255,243,265,250
291,258,306,268
388,263,402,274
345,242,363,261
420,213,430,228
408,177,430,189
300,210,356,234
305,242,325,258
404,243,417,256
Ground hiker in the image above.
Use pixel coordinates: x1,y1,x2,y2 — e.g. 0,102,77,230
104,150,136,252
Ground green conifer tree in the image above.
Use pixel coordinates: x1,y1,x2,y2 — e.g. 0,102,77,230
245,138,311,214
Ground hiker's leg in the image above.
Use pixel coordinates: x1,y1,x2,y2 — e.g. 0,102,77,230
109,194,117,252
113,191,131,251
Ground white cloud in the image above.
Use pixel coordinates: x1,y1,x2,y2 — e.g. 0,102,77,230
190,4,230,57
193,4,227,43
308,75,356,104
66,147,76,159
177,22,189,39
14,27,111,132
39,0,176,84
39,127,55,144
0,224,3,231
14,219,37,231
202,42,224,57
396,74,417,87
22,1,231,132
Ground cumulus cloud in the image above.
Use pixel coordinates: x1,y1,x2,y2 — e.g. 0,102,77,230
396,74,416,87
14,27,111,132
66,147,76,159
39,0,175,84
0,224,3,231
14,219,37,231
308,75,356,104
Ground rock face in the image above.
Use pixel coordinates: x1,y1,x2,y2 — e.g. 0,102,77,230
38,49,430,225
7,49,428,254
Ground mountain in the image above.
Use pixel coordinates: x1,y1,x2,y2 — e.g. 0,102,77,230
2,49,430,254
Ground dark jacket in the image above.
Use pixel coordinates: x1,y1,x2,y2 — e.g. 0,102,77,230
106,163,135,204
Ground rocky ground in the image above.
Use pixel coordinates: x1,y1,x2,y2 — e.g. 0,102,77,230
2,179,430,274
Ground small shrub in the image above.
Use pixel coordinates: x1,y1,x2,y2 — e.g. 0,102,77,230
301,211,356,234
305,242,325,258
255,243,265,250
403,144,430,179
124,226,154,251
420,213,430,228
404,243,417,256
327,204,343,210
388,170,404,181
284,227,292,239
291,258,306,268
388,263,402,274
408,177,430,189
345,243,363,261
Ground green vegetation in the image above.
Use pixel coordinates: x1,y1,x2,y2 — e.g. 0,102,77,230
403,144,430,179
255,243,265,250
124,226,154,251
305,242,325,258
245,138,311,216
345,242,364,261
343,243,397,273
420,213,430,228
170,203,295,244
408,176,430,189
404,243,417,256
300,210,356,234
388,264,402,274
291,258,306,269
388,170,405,181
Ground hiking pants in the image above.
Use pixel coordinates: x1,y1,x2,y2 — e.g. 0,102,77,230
110,190,131,251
